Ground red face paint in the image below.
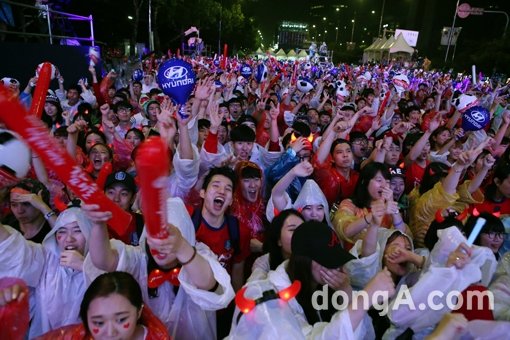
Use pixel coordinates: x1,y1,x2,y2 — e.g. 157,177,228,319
56,235,62,241
123,322,130,329
92,328,99,334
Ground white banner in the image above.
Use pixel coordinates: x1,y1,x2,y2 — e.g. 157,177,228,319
395,29,419,47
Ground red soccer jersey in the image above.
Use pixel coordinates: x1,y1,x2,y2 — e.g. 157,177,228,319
195,217,249,274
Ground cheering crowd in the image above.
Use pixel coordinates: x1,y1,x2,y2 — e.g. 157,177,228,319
1,53,510,340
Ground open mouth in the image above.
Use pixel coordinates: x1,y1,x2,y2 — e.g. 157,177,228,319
65,246,76,251
213,197,225,209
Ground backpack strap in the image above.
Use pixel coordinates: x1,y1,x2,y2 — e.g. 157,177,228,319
225,214,240,256
192,208,241,256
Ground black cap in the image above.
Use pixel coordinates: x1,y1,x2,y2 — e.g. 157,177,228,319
291,221,355,269
104,171,137,193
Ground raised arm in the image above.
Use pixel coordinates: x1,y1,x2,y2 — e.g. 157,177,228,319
271,161,313,211
81,204,119,272
405,114,440,166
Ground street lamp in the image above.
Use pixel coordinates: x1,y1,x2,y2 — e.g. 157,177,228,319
378,0,386,37
335,27,339,43
351,18,355,43
323,17,326,21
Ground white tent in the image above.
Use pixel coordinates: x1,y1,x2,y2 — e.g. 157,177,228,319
288,49,299,61
389,33,414,54
363,37,383,63
275,48,287,60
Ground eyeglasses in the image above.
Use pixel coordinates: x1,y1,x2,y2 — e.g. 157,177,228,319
352,140,368,147
484,232,506,240
298,155,311,162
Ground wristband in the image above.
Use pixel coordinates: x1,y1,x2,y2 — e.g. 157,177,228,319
180,246,197,266
44,210,56,220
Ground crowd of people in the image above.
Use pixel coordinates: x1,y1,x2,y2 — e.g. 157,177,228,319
1,52,510,340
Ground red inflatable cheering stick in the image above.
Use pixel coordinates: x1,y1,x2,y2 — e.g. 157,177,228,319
30,62,52,118
134,137,171,239
0,85,132,236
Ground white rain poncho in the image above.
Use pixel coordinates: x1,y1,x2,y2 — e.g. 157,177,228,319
489,252,510,320
0,207,92,338
84,197,234,340
226,279,306,339
231,261,375,340
383,226,497,339
266,179,332,227
345,228,427,291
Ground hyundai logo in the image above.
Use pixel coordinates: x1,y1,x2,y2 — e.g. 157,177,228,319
470,110,485,122
164,66,188,80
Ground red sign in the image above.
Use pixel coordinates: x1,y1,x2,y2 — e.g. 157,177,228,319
457,3,471,19
457,3,484,18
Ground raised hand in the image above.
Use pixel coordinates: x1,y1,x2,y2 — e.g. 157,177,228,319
194,76,214,100
291,161,314,178
60,249,85,271
446,242,472,269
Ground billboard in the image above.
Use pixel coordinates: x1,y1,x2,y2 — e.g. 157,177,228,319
394,29,419,47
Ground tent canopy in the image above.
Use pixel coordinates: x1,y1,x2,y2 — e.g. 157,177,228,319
388,33,414,54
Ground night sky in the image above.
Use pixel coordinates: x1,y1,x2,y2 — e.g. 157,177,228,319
247,0,510,52
63,0,510,56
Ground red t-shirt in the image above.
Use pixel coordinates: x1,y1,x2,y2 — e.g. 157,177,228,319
405,161,429,193
195,217,250,274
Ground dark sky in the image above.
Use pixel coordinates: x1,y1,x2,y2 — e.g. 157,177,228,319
247,0,510,52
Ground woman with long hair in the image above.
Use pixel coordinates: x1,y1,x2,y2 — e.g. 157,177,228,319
333,162,408,248
248,209,304,282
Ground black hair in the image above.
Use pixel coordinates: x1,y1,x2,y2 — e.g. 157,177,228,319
291,121,312,138
286,255,316,323
230,124,256,142
329,138,351,156
237,114,257,127
67,84,82,94
80,271,143,334
132,81,142,87
463,212,505,247
351,162,391,209
79,128,107,152
10,178,51,206
202,166,237,192
484,159,510,202
264,209,304,270
349,131,368,142
424,214,465,251
88,142,114,160
53,126,69,138
430,126,450,150
198,119,211,130
125,128,145,142
419,162,450,195
403,132,423,156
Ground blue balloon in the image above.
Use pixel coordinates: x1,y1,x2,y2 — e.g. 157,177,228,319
330,68,339,76
157,59,196,117
213,59,220,67
462,106,489,132
132,69,144,82
240,64,252,79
